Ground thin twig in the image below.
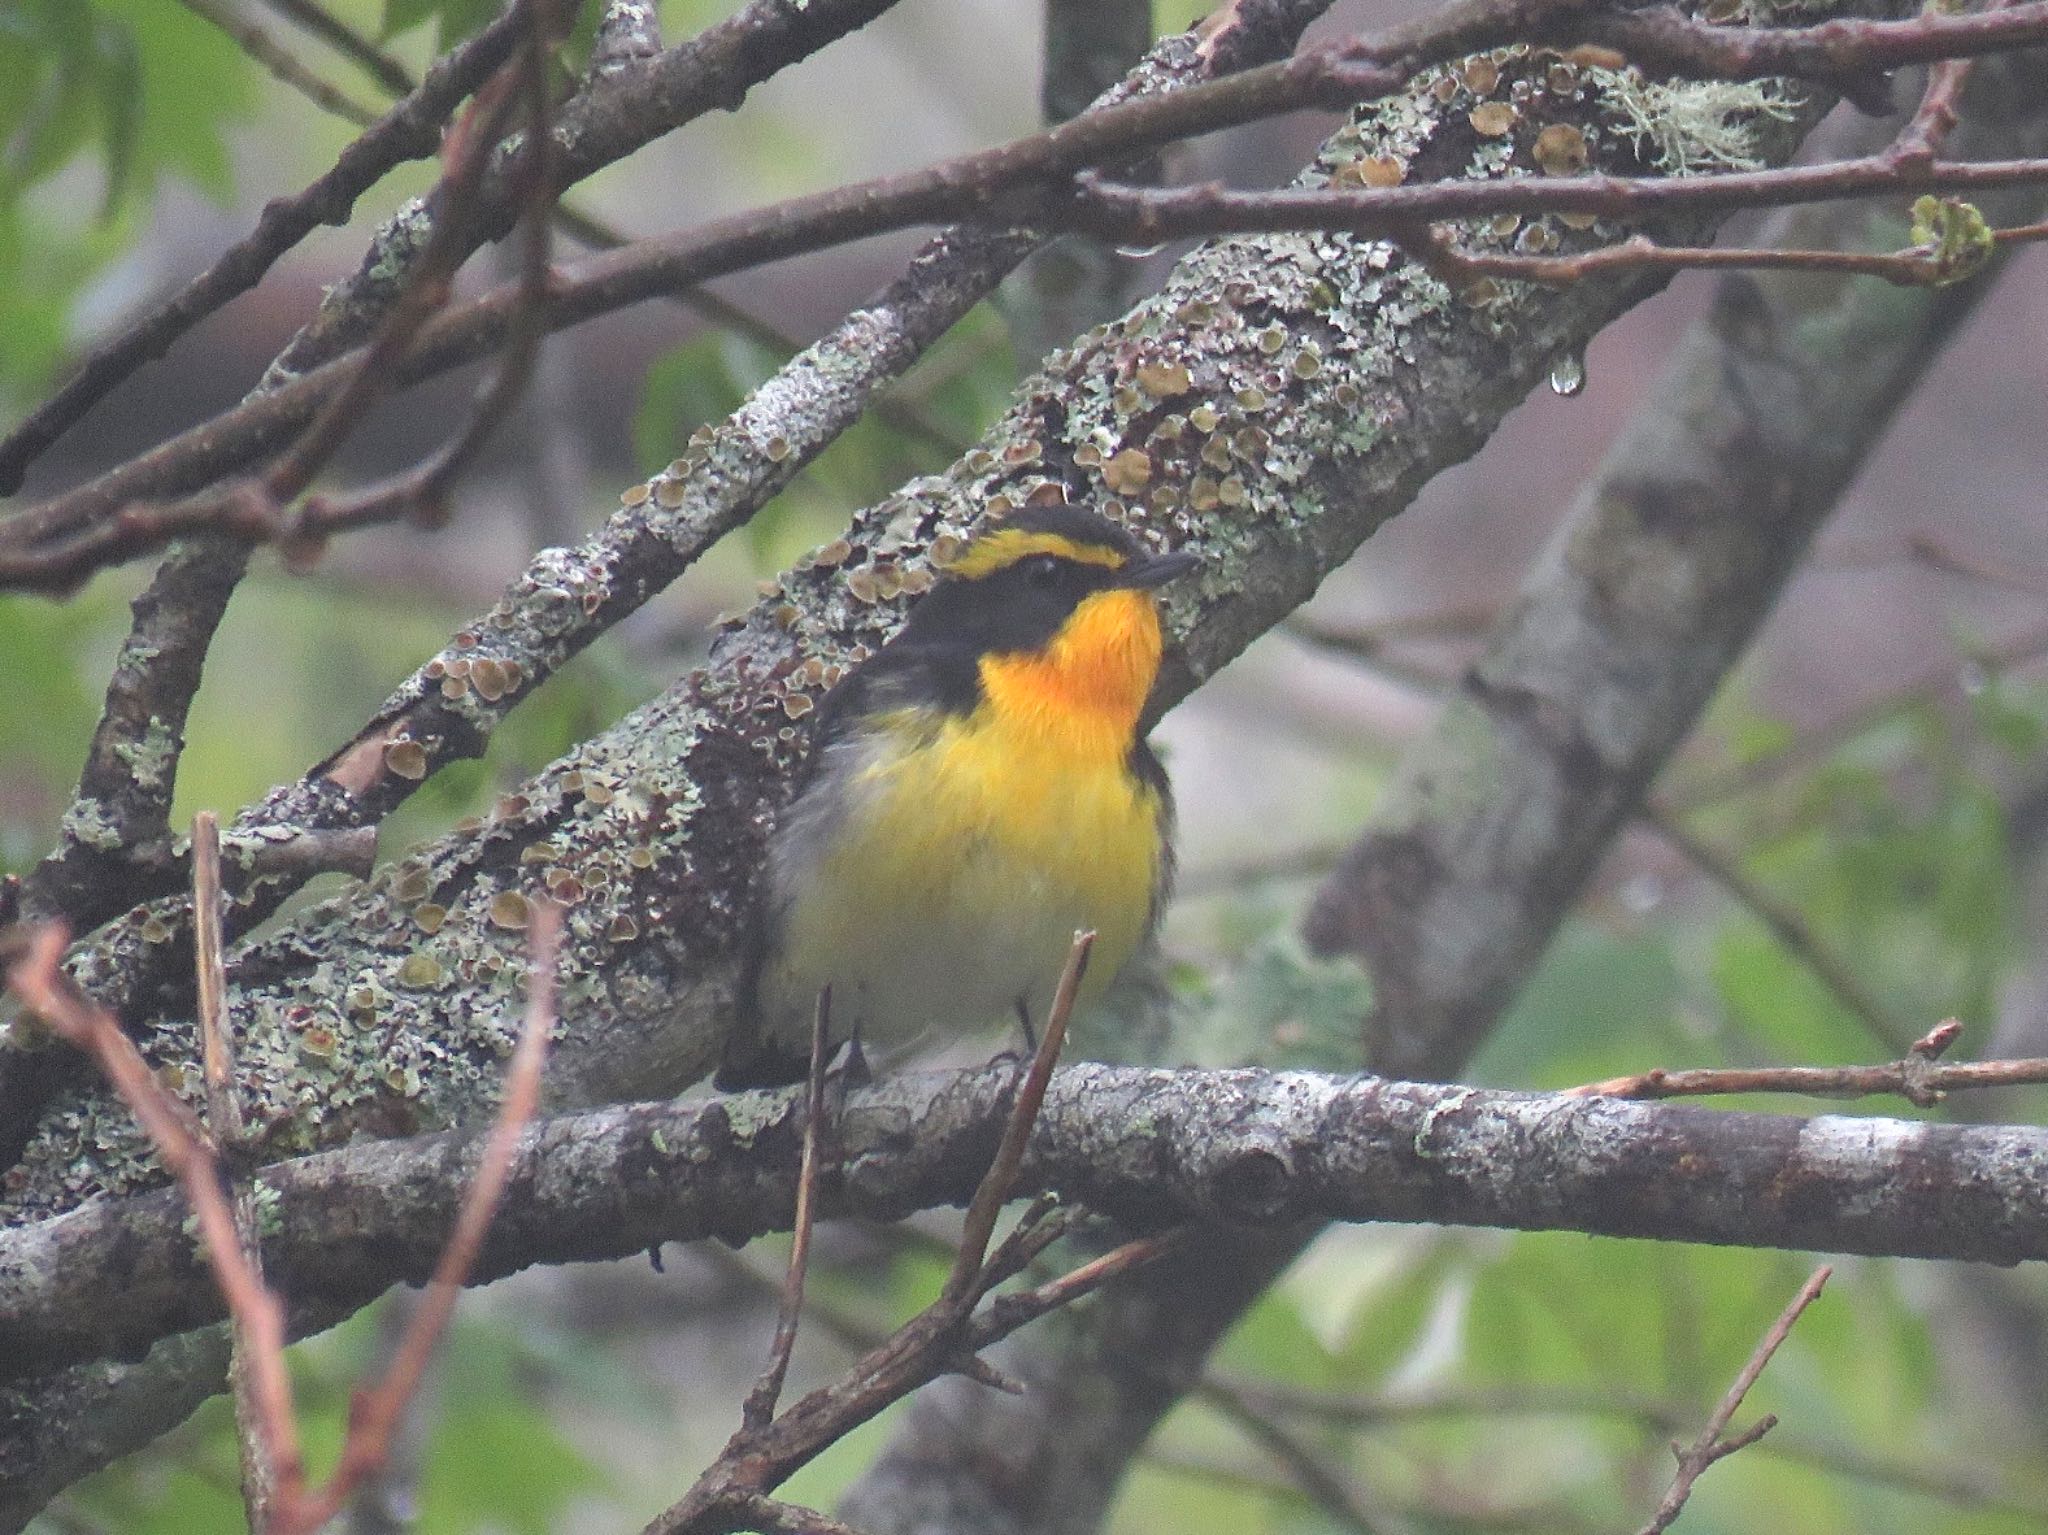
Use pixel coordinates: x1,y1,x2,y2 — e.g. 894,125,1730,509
1414,224,2046,290
193,810,274,1528
743,987,833,1431
293,0,573,544
24,0,2048,571
1637,1266,1832,1535
2,903,564,1535
946,930,1095,1301
1568,1019,2048,1107
1639,801,1915,1055
295,900,563,1533
259,0,419,97
0,5,531,496
1202,1379,1399,1535
190,812,241,1144
1667,618,2048,810
6,925,308,1502
175,0,380,125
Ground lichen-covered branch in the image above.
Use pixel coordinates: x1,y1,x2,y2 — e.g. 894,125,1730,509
843,42,2048,1535
5,1063,2047,1387
0,0,1337,1166
1306,44,2048,1082
0,0,1916,1226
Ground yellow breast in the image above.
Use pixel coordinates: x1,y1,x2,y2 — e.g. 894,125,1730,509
761,587,1170,1051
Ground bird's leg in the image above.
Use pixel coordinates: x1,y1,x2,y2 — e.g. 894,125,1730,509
1012,996,1039,1056
836,1019,873,1090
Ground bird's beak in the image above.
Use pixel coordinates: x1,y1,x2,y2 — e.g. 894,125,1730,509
1119,548,1201,589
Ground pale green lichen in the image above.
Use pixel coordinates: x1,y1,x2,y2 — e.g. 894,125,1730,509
1587,70,1802,173
57,798,127,853
112,717,177,794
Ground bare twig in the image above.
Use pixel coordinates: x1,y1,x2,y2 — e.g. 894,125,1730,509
6,925,305,1504
742,987,833,1432
1414,222,2047,290
2,904,563,1535
642,932,1164,1535
292,0,573,544
1668,618,2048,810
1637,1266,1833,1535
192,810,273,1527
1639,801,1916,1054
175,0,380,125
190,812,241,1145
30,0,2048,572
259,0,419,97
1201,1379,1399,1535
1564,1017,2048,1107
947,929,1094,1300
300,901,562,1534
0,6,530,496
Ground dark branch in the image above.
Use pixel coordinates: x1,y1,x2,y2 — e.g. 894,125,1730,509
5,1063,2047,1385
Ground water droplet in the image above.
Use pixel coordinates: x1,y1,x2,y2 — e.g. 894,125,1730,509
1620,871,1664,916
1959,657,1990,695
1115,241,1166,260
1548,352,1587,397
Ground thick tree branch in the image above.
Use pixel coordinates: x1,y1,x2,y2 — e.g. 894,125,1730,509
0,0,1334,1125
3,1064,2046,1387
847,41,2048,1535
25,0,2048,568
0,6,531,494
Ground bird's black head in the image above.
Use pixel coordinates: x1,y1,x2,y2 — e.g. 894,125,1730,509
894,506,1198,659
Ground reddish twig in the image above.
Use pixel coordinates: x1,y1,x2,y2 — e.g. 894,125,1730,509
947,929,1095,1301
292,0,573,548
1414,223,2045,290
23,0,2048,579
192,809,276,1526
1566,1018,2048,1108
0,6,531,496
190,812,241,1145
642,930,1167,1535
2,903,563,1535
742,987,833,1432
6,926,306,1505
1637,1266,1833,1535
296,900,562,1534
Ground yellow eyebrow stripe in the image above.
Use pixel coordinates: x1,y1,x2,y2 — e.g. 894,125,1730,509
945,529,1127,579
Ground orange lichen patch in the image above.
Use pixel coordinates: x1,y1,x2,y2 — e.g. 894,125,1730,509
1470,101,1517,137
489,891,531,930
1535,122,1590,175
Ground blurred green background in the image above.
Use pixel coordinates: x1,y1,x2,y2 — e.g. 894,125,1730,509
7,0,2048,1531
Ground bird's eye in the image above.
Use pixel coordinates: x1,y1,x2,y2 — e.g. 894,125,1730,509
1022,554,1063,587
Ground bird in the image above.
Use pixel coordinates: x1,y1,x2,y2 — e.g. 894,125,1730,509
716,504,1199,1089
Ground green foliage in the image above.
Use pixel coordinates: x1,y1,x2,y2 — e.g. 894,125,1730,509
0,0,253,401
1908,195,1996,287
381,0,504,50
61,1306,614,1535
0,589,121,870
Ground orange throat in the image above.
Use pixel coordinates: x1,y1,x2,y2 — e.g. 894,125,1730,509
976,589,1164,756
